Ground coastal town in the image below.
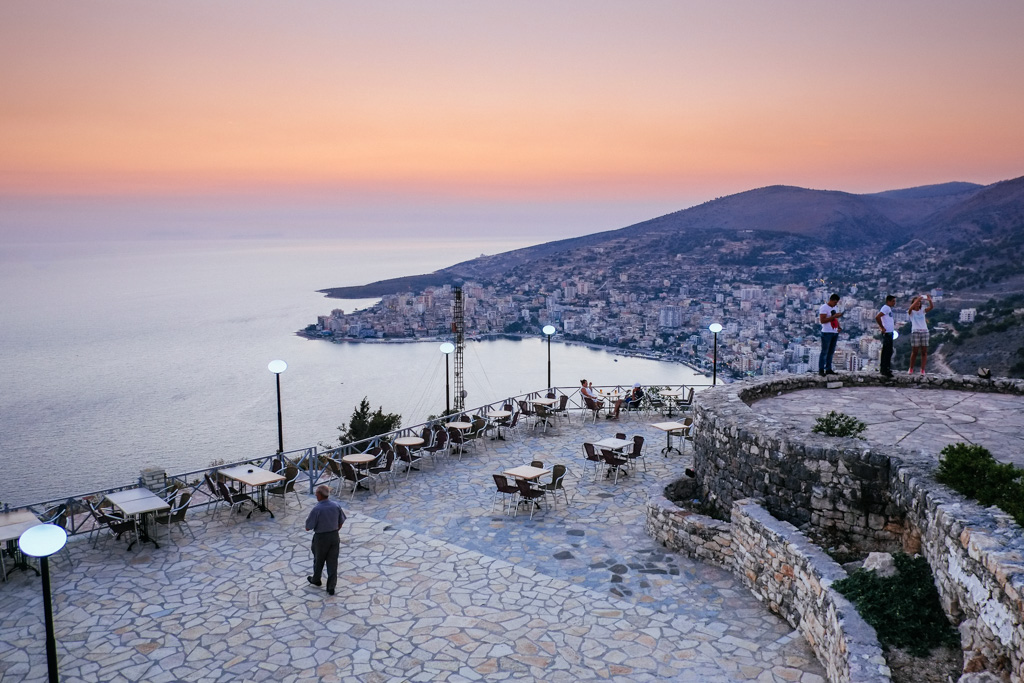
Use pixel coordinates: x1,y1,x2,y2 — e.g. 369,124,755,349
304,231,968,380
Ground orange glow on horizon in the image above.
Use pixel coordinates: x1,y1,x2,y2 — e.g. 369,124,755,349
2,1,1023,202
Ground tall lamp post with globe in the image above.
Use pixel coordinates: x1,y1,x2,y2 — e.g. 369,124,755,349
19,523,67,683
542,325,556,390
268,360,287,454
440,342,455,415
709,323,723,386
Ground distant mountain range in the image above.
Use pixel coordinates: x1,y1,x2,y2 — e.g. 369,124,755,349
322,175,1024,299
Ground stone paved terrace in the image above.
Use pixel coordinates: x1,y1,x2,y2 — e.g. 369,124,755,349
748,383,1024,467
0,414,827,683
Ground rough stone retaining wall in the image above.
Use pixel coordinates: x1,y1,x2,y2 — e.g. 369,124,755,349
646,491,891,683
889,453,1024,681
684,373,1024,683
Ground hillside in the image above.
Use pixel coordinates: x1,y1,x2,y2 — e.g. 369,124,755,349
321,177,1021,299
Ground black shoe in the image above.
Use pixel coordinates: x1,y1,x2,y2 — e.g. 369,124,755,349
327,588,335,596
882,371,893,378
307,576,322,587
818,371,826,377
825,370,837,376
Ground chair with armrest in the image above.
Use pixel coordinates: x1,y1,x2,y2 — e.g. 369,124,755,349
582,442,602,480
541,464,569,505
217,480,253,515
602,448,629,484
153,490,196,542
514,478,545,519
491,474,519,515
268,464,301,504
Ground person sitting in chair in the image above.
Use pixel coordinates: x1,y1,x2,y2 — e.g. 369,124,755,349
609,383,644,419
580,379,604,408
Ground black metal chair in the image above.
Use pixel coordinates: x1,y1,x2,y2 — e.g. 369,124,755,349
628,435,647,472
491,474,519,514
514,478,545,519
602,448,629,484
268,464,301,504
217,480,253,515
582,442,602,480
153,491,196,542
541,464,569,505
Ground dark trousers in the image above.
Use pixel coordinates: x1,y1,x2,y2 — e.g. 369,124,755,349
880,332,894,374
311,531,340,591
819,332,838,372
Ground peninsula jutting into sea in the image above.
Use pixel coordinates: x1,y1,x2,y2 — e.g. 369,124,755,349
305,176,1024,381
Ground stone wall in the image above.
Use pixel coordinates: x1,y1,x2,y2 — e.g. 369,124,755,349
692,373,907,550
645,481,733,568
889,453,1024,681
646,490,891,683
686,372,1024,683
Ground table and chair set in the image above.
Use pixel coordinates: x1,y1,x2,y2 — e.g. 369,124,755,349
491,461,569,520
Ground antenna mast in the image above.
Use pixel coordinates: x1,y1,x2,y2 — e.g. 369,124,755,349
453,284,465,411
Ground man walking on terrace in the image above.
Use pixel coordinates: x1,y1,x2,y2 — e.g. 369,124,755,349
305,484,346,596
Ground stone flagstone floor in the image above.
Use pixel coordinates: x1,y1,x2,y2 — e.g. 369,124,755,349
1,414,826,682
749,384,1024,467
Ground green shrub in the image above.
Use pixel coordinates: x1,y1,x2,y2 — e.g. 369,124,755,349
936,442,1024,526
833,553,958,656
812,410,867,439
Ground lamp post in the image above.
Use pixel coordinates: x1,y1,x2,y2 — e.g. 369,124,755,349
542,325,556,390
268,360,287,454
439,342,455,415
20,524,67,683
709,323,723,386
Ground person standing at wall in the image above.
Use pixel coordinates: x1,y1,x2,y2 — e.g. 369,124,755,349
818,294,843,376
875,295,896,378
907,294,934,375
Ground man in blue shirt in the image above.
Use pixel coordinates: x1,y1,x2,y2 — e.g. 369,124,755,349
305,484,347,596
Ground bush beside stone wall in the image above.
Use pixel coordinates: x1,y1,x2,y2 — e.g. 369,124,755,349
889,454,1024,682
692,373,906,550
730,499,891,683
688,372,1024,683
646,489,891,683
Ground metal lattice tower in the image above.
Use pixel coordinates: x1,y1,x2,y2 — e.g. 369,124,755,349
453,285,465,411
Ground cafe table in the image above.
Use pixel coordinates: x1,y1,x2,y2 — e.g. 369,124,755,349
502,465,550,481
530,397,557,407
487,410,512,440
660,389,684,417
0,509,43,579
446,421,472,430
104,487,171,549
651,421,688,455
219,465,285,518
341,452,376,493
594,437,631,452
502,465,550,512
394,436,425,448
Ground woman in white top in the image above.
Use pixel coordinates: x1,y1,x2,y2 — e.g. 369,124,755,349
907,294,934,375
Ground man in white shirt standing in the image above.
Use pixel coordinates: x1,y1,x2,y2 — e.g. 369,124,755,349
817,294,843,376
875,295,896,378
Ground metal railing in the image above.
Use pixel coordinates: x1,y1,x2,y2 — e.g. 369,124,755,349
3,382,709,539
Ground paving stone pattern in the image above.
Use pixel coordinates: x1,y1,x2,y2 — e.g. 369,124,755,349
748,385,1024,467
0,416,825,682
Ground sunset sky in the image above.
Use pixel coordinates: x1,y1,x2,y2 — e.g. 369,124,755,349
2,1,1023,242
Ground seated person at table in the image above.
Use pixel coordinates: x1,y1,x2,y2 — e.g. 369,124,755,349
609,383,644,419
580,379,604,408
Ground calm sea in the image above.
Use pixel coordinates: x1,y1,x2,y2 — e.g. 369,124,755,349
0,238,702,506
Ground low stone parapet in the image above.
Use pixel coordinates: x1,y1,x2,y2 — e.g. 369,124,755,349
731,499,891,683
646,489,891,683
